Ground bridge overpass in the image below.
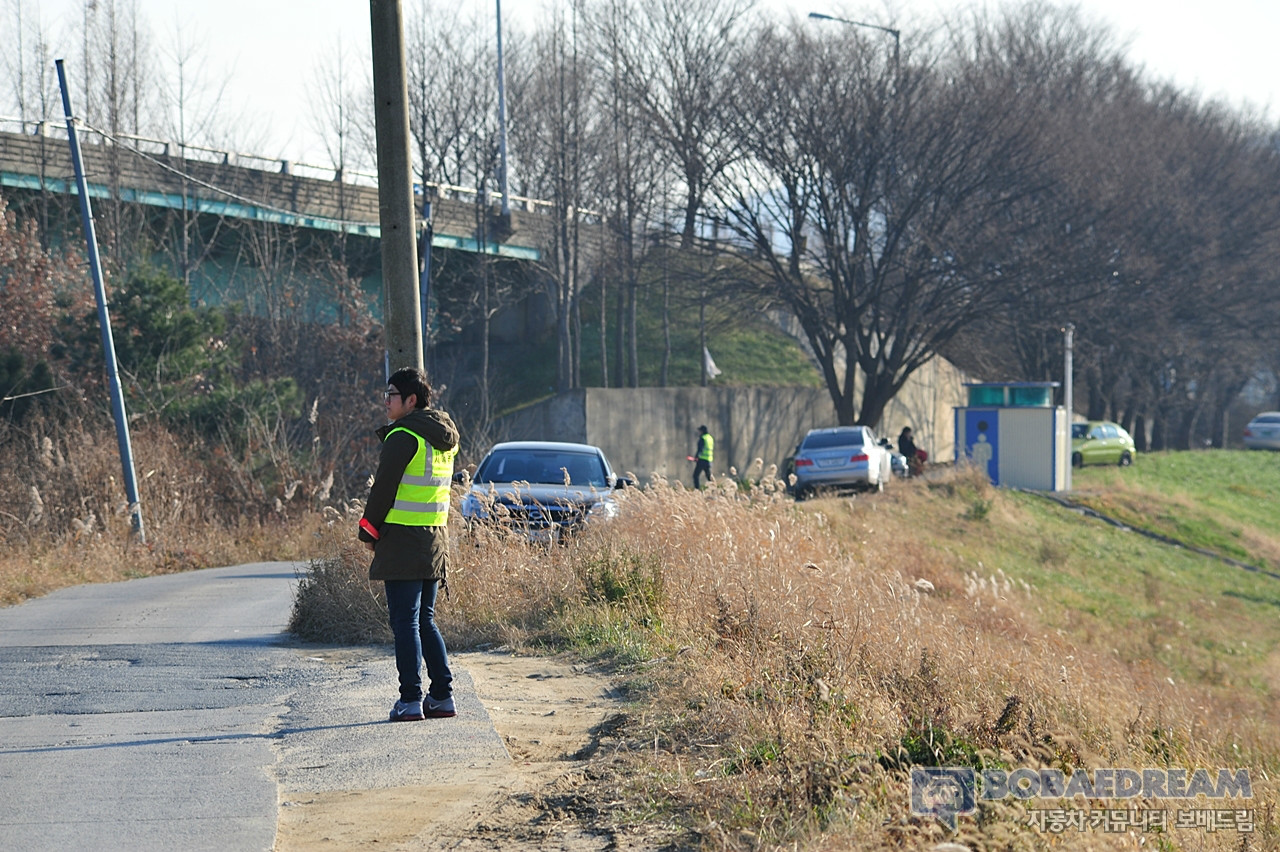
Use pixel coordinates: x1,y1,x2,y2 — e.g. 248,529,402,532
0,122,557,261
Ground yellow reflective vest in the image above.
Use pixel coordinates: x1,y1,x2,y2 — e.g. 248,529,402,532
382,427,457,527
698,433,714,462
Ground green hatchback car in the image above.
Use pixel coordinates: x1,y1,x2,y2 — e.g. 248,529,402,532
1071,420,1135,467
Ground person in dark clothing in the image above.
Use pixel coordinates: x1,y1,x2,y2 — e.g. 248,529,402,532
692,425,714,489
898,427,923,477
358,367,460,722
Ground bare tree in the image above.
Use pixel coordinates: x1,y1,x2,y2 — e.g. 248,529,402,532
606,0,752,248
305,31,374,296
721,15,1049,426
949,6,1280,448
588,0,672,387
153,16,239,288
1098,95,1280,448
308,34,374,178
404,0,517,416
513,3,602,392
405,1,497,188
74,0,162,268
3,0,30,122
2,1,62,246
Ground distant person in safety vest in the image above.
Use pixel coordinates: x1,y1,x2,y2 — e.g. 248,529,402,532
358,367,460,722
692,425,714,489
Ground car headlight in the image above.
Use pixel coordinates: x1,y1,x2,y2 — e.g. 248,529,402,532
587,499,618,521
460,493,487,521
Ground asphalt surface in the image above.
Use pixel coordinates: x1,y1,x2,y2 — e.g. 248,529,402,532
0,562,509,851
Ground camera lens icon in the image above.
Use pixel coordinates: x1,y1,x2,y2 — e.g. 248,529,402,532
911,768,976,829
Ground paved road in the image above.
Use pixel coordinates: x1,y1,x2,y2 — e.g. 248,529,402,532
0,562,508,851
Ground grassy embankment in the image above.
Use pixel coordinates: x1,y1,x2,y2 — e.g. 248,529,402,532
290,450,1280,850
469,254,822,419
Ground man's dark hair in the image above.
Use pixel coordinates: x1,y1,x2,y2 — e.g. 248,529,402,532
388,367,432,409
699,425,708,433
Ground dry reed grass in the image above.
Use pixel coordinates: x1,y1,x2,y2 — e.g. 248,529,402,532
0,414,336,605
422,463,1279,850
6,415,1277,850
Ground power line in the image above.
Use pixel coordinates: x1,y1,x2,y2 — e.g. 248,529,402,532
1,385,68,402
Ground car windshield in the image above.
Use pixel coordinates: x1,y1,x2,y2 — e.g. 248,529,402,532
801,430,864,450
475,449,609,486
1071,424,1088,439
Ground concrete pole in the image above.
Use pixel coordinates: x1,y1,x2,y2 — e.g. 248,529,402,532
1063,322,1074,492
369,0,423,373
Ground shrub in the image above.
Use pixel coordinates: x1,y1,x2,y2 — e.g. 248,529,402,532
288,531,390,645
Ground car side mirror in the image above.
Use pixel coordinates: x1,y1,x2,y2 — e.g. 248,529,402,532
452,471,468,483
614,475,636,489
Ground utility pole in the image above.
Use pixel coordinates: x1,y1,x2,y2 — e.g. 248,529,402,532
1063,322,1074,492
370,0,423,373
56,59,146,543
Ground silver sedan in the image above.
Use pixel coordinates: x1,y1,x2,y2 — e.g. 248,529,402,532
791,426,893,499
1243,411,1280,450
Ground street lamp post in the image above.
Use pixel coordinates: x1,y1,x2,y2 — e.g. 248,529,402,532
808,11,900,69
495,0,511,219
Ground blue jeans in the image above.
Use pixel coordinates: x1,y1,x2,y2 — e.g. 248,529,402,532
384,579,453,703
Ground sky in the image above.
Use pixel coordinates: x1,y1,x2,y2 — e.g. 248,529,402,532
12,0,1280,167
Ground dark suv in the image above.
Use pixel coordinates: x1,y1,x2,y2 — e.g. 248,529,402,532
459,441,632,542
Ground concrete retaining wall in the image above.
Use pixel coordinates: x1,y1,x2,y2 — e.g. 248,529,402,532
584,387,837,481
493,355,967,485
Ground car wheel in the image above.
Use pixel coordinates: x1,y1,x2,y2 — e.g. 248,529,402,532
1071,452,1083,468
1118,451,1132,467
794,486,809,502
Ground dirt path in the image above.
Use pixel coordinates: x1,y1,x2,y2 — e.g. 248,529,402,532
273,650,626,851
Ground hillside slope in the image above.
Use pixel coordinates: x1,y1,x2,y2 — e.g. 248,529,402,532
422,450,1280,849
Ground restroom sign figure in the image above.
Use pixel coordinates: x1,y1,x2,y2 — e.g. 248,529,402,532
965,413,998,482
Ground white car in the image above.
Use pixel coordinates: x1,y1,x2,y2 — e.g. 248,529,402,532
790,426,893,499
1243,412,1280,450
459,441,633,542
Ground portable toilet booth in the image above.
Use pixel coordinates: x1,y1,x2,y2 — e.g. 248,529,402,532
954,382,1068,490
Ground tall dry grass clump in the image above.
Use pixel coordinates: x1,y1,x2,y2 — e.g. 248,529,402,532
0,412,340,604
397,464,1278,850
288,526,392,644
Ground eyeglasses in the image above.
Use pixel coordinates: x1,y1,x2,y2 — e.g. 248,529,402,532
382,390,401,401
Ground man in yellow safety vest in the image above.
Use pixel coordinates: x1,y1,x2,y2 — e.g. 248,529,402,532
692,425,714,489
358,367,460,722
